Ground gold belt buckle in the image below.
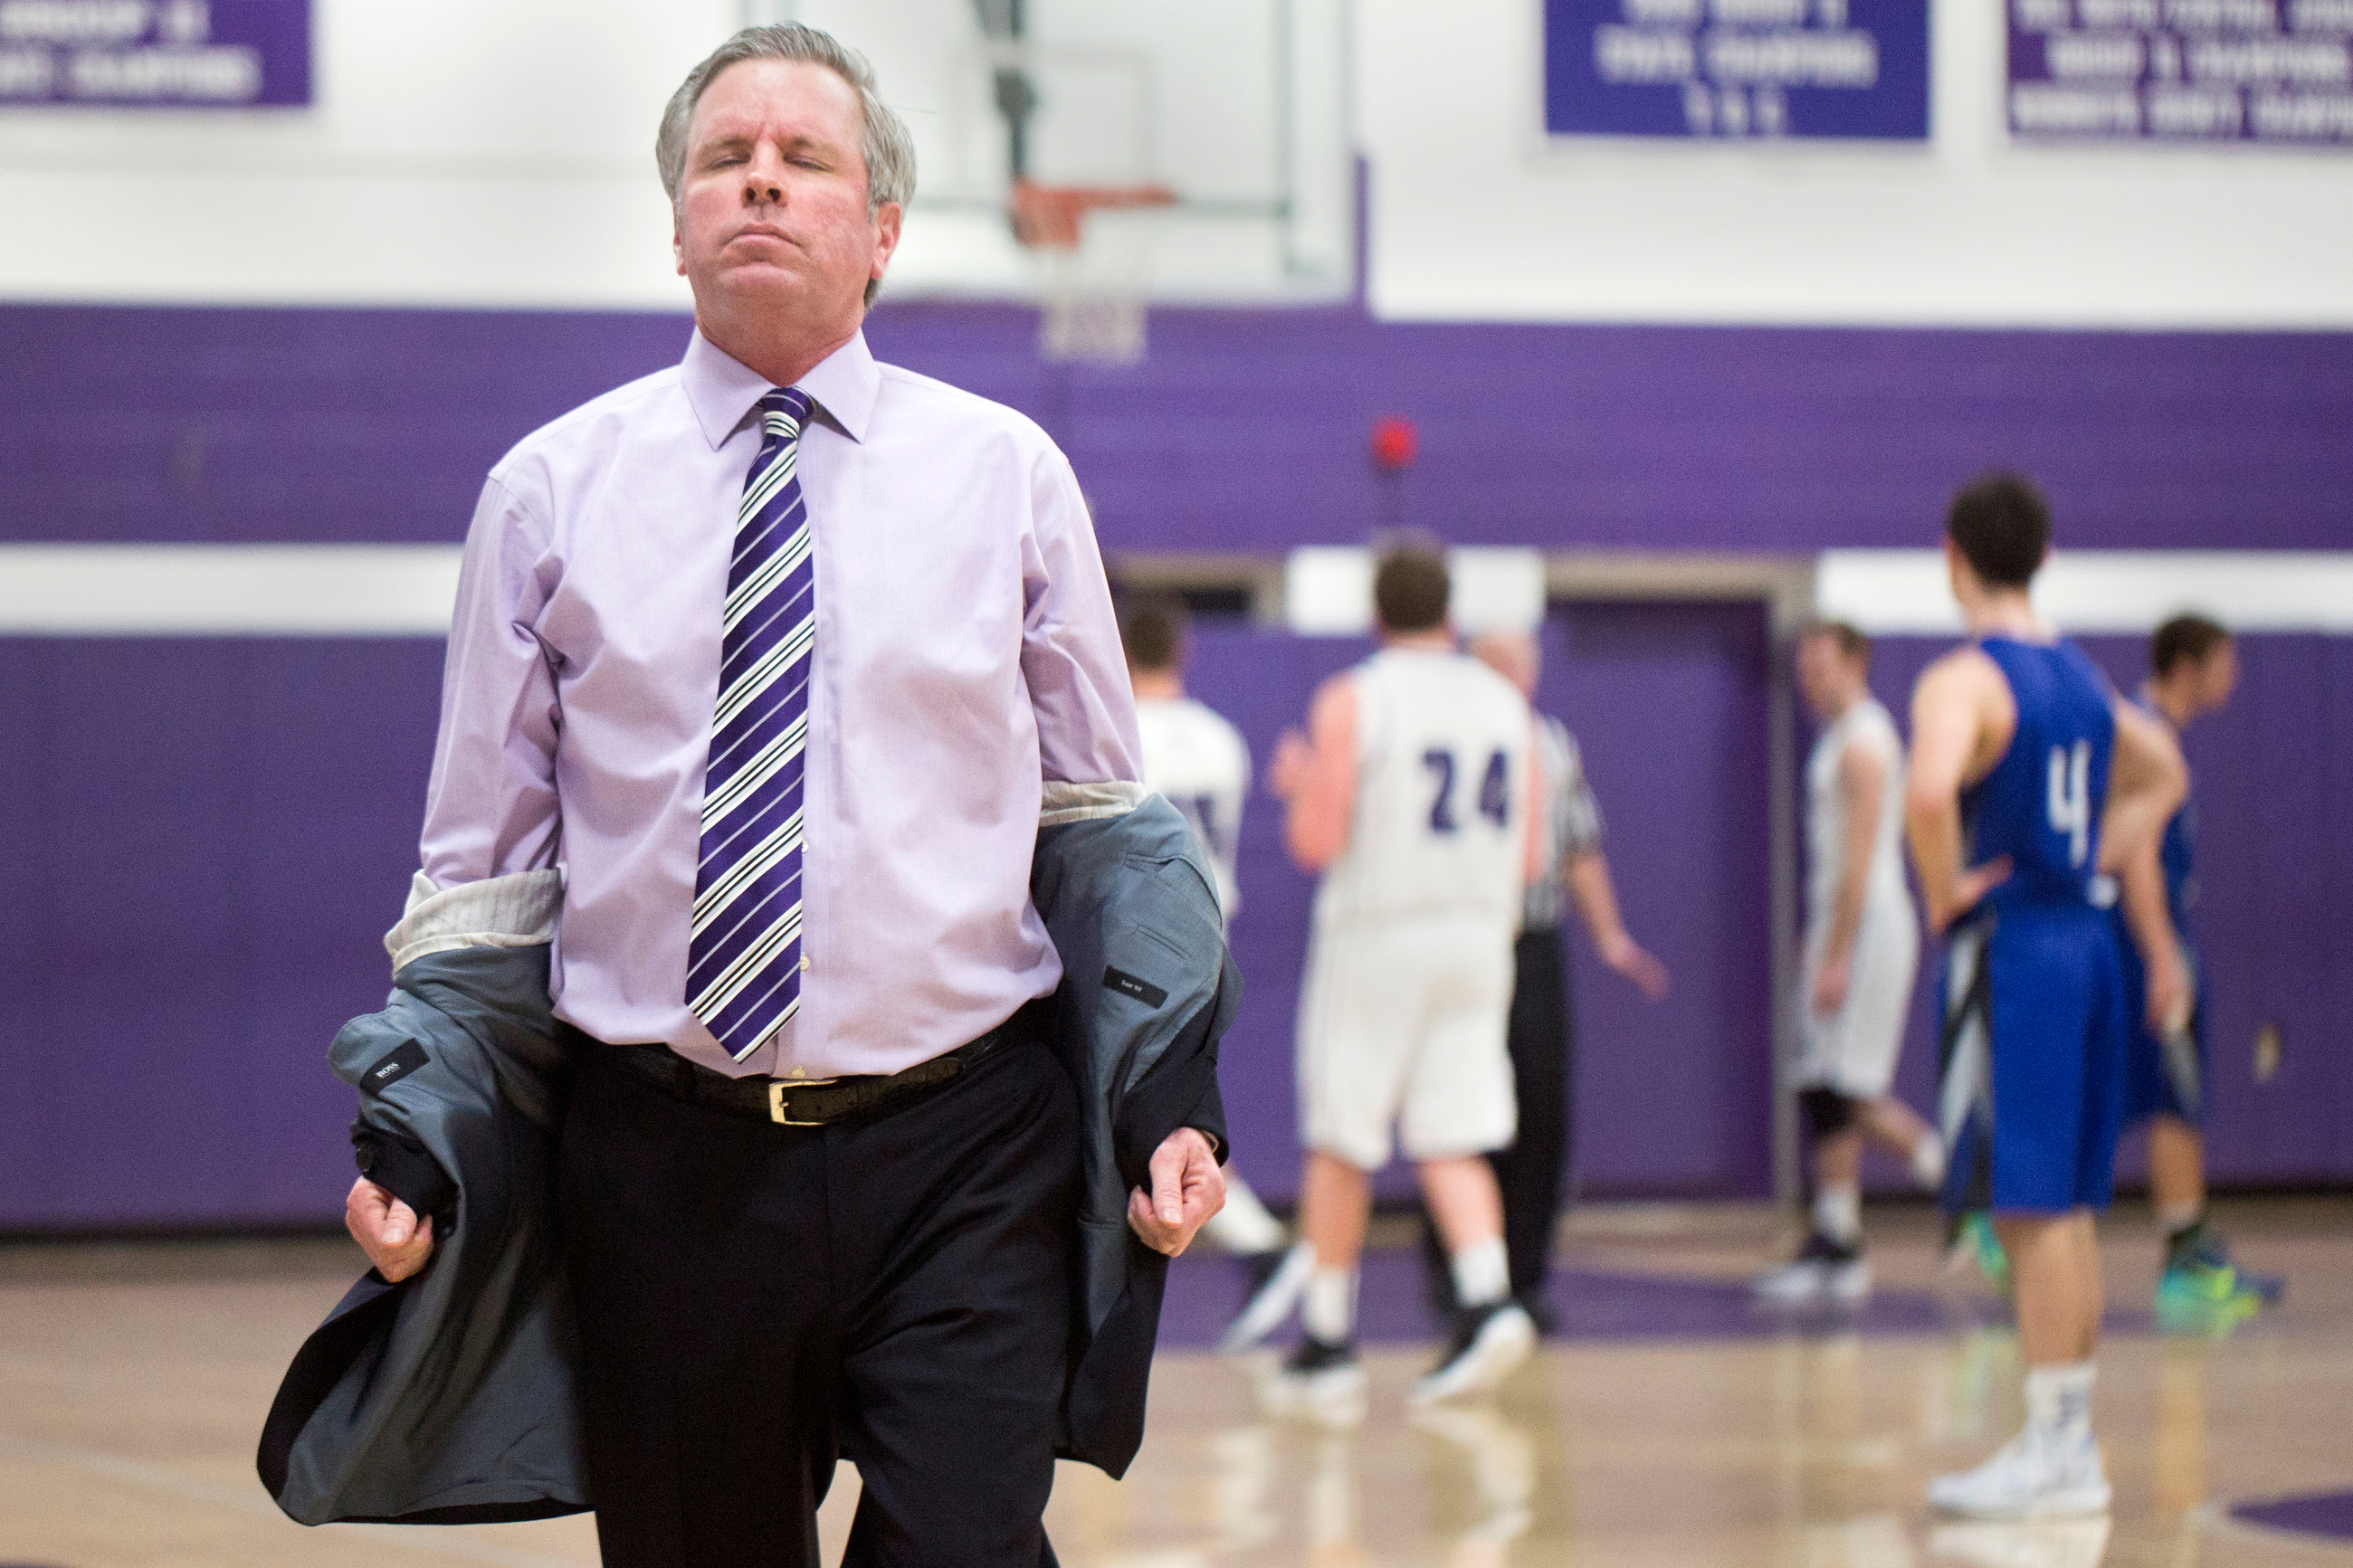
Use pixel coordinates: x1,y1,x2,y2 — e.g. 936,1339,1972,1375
767,1078,836,1126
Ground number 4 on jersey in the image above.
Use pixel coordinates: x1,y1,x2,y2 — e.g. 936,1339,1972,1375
1424,747,1511,834
2047,740,2091,868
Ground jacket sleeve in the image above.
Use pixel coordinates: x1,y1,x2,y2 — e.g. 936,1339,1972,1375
1110,952,1239,1189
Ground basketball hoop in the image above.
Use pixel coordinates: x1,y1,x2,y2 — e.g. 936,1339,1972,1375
1009,180,1176,366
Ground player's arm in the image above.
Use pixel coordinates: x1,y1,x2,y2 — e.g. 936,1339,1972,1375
2117,833,2190,1033
1566,851,1670,1000
1813,738,1888,1014
1272,676,1358,872
1523,719,1546,886
1905,651,2012,935
2096,695,2186,879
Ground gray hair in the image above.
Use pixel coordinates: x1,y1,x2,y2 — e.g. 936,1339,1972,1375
656,25,917,300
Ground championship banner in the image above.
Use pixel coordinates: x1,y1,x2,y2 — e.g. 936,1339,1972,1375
1544,0,1931,141
2010,0,2353,145
0,0,311,107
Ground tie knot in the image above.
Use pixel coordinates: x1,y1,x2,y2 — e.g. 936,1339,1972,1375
759,386,812,441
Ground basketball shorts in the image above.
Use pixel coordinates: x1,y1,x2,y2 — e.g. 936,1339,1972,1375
1794,897,1920,1100
1937,902,2128,1216
2116,924,2206,1127
1296,914,1516,1171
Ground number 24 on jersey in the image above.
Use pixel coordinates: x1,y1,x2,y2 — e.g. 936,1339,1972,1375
1423,747,1511,834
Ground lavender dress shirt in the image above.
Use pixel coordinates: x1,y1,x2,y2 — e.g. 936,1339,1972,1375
418,328,1141,1080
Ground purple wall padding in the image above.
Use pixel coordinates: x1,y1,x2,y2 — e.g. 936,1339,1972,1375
4,299,2351,1227
0,639,443,1229
6,302,2353,554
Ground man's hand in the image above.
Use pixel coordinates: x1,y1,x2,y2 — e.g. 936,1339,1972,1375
1600,931,1671,1001
1126,1127,1224,1258
346,1176,435,1282
1268,727,1312,803
1930,857,2014,936
1810,950,1852,1016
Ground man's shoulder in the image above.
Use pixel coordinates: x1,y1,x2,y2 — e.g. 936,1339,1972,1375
872,361,1061,456
487,366,688,489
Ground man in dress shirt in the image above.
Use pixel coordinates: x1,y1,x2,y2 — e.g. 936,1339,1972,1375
341,24,1224,1566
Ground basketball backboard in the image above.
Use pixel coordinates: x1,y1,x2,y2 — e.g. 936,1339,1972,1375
765,0,1355,308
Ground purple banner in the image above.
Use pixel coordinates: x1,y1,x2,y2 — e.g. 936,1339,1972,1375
0,0,310,108
2010,0,2353,144
1545,0,1930,141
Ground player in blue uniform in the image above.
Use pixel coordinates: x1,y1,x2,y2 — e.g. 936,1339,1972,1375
1906,474,2186,1519
2114,613,2283,1320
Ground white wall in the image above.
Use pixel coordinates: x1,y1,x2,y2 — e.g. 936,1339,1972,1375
1356,0,2353,326
0,0,1349,309
4,0,2351,325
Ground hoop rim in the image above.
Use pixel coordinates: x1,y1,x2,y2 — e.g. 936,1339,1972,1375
1006,179,1178,251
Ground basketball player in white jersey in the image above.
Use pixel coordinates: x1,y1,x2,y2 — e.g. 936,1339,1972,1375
1234,545,1542,1415
1755,622,1945,1305
1120,596,1293,1266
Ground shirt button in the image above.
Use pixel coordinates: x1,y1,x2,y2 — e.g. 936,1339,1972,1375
788,1067,806,1079
799,956,811,973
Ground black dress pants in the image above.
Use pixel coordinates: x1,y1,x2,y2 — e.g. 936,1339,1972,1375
557,1031,1079,1568
1422,926,1575,1309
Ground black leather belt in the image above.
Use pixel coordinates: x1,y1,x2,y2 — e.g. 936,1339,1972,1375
568,1002,1045,1127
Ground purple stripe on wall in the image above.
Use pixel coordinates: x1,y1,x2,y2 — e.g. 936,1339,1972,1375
5,303,2353,554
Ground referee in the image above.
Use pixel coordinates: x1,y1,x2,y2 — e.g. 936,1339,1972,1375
342,25,1223,1565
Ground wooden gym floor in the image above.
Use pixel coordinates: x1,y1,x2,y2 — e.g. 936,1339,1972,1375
3,1197,2347,1567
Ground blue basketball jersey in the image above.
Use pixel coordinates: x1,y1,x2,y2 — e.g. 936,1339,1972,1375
1961,638,2117,913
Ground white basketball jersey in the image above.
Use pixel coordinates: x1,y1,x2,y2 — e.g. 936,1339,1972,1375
1804,697,1911,927
1314,647,1530,929
1135,696,1251,919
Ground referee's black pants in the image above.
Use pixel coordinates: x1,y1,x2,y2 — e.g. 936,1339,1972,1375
557,1029,1079,1568
1422,926,1575,1311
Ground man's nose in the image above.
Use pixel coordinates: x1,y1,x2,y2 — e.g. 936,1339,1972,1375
741,154,784,207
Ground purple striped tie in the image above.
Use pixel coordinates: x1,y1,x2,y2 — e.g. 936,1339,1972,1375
687,387,815,1061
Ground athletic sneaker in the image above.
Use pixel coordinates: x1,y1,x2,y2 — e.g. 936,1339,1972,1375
1947,1212,2013,1293
2158,1221,2283,1316
1753,1231,1872,1306
1219,1240,1316,1353
1261,1335,1367,1425
1929,1426,2111,1520
1408,1301,1536,1406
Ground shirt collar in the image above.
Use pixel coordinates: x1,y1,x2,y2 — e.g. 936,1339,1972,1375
682,325,881,450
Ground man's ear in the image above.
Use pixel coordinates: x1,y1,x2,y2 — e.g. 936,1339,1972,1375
672,207,687,278
870,202,904,287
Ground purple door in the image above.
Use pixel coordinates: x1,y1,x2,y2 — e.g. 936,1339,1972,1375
1545,602,1777,1199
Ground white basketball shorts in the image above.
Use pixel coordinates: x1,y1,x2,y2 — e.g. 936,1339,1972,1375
1795,897,1921,1100
1295,914,1517,1171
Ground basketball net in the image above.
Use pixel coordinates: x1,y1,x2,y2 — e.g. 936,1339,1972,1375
1009,180,1175,366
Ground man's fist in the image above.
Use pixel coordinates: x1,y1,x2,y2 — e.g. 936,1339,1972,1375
346,1176,435,1282
1125,1127,1224,1257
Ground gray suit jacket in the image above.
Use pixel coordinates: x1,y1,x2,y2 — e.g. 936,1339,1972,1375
260,787,1235,1523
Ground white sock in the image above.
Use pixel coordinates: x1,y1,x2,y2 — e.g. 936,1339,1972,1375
1450,1237,1511,1307
1813,1185,1862,1247
1911,1131,1948,1191
2024,1362,2096,1440
1303,1266,1358,1344
2157,1200,2203,1236
1203,1174,1288,1255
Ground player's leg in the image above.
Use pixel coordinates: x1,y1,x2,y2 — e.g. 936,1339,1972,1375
1849,907,1943,1186
1229,927,1392,1355
1402,923,1534,1404
1756,1087,1869,1303
1256,928,1410,1414
2142,959,2282,1311
1931,911,2114,1520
